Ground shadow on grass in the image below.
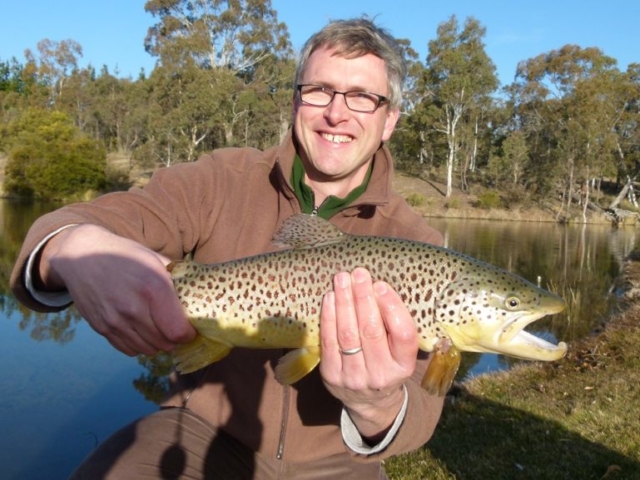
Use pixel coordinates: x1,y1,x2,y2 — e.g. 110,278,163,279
387,392,640,480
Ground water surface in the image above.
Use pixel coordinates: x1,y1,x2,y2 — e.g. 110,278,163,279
1,200,635,479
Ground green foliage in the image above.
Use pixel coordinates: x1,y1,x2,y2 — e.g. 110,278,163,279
420,15,499,197
0,8,638,206
475,189,502,210
406,192,426,207
445,197,460,209
0,57,24,93
3,108,106,199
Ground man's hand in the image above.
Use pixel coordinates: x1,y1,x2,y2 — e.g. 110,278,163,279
319,267,418,443
38,224,196,356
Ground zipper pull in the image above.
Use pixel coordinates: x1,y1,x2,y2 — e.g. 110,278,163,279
311,206,319,216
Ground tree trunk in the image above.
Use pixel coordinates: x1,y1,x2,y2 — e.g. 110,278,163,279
609,177,633,209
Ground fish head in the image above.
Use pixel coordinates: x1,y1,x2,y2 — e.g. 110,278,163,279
434,272,567,361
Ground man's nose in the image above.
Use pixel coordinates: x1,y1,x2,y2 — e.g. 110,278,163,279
324,93,351,123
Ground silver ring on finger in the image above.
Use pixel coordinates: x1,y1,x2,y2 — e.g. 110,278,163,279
339,346,363,356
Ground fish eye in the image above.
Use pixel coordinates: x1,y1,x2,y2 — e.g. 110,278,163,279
505,296,520,309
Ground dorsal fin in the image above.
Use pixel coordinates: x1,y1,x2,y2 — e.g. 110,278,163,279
272,214,348,249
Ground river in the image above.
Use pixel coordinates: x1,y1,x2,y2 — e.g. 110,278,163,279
0,199,636,479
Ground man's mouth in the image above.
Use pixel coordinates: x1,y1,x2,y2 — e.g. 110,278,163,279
321,133,353,144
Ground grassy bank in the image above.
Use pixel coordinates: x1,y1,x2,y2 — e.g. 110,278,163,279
385,253,640,479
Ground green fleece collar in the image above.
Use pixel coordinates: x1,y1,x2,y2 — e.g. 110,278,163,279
291,155,372,219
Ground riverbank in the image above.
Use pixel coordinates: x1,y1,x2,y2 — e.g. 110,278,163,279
385,251,640,479
0,151,627,225
391,171,619,224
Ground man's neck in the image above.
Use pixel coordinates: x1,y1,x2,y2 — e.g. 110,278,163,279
304,164,371,208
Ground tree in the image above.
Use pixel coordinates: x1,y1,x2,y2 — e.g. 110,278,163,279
489,129,530,189
0,56,55,125
0,57,24,93
144,63,237,165
387,39,433,173
419,16,498,197
140,0,293,161
144,0,291,73
2,108,106,199
23,39,83,107
612,63,640,182
511,45,625,219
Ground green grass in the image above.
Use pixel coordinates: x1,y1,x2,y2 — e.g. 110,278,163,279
385,258,640,480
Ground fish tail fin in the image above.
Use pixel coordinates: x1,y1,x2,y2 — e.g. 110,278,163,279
274,346,321,384
173,335,231,374
421,345,461,396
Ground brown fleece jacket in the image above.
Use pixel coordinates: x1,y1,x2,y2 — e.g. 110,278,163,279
10,130,444,463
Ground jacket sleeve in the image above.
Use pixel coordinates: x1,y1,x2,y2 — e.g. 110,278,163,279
347,351,445,462
9,156,224,312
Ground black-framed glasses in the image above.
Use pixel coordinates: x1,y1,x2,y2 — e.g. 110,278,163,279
296,84,389,113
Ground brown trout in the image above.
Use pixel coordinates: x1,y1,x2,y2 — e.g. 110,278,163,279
168,214,567,396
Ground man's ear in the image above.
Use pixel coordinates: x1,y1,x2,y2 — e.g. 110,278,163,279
382,108,401,142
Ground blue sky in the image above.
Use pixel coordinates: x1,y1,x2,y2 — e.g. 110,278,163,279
1,1,637,86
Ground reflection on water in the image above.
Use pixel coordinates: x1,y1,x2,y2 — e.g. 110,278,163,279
1,200,637,479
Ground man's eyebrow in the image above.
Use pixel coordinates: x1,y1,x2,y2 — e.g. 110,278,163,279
305,81,382,93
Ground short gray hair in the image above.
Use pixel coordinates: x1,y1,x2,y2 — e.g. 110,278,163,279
294,17,407,109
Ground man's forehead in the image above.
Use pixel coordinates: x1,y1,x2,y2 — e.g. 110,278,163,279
302,46,388,90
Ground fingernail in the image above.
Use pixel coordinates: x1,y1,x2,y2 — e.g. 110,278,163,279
335,272,349,288
373,281,388,296
323,291,335,304
351,267,368,284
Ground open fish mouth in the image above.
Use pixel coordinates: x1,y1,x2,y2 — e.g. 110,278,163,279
497,309,567,361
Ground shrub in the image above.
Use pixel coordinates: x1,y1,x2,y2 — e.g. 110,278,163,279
476,190,502,210
406,192,426,207
3,108,106,200
445,198,460,209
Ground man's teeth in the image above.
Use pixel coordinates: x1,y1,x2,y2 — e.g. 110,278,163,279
322,133,352,143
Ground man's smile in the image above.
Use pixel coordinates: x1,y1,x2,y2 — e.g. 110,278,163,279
321,132,353,144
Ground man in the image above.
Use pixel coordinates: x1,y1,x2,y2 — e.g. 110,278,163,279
11,17,444,479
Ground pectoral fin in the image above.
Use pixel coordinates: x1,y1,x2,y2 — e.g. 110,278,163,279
421,345,461,396
274,346,321,384
173,334,232,374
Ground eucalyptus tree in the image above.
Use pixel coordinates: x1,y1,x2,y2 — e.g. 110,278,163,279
147,63,238,164
55,66,99,135
512,45,624,219
612,63,640,182
418,15,498,197
142,0,294,161
492,130,530,188
23,39,83,108
387,38,432,173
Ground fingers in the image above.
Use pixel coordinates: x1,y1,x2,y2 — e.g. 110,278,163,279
371,280,419,367
75,277,187,357
319,290,343,382
320,267,418,390
351,268,394,367
52,226,195,357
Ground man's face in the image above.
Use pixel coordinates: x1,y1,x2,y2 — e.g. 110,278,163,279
293,46,400,188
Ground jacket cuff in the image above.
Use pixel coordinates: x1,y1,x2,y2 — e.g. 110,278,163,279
24,225,76,308
340,384,408,455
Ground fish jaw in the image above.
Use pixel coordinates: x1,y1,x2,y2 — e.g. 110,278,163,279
435,278,568,362
494,293,568,360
